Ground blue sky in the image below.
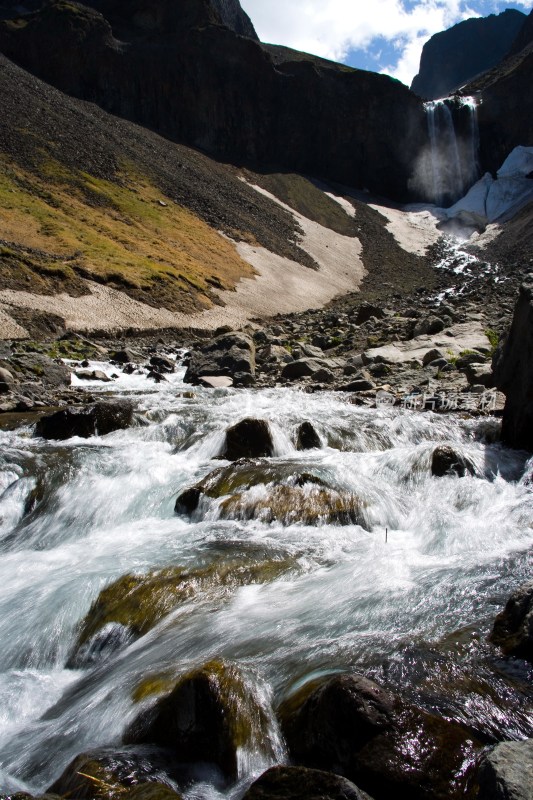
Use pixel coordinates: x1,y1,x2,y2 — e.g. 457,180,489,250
240,0,532,86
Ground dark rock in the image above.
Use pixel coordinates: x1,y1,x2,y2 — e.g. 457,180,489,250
149,355,174,374
47,749,182,800
221,418,273,460
431,445,475,477
35,400,134,440
175,487,202,515
295,421,322,450
278,673,480,800
413,316,445,337
184,333,255,385
339,379,375,393
477,739,533,800
411,10,526,99
69,621,133,669
456,352,487,369
233,371,255,388
124,660,274,782
76,369,111,382
355,304,385,325
311,368,335,384
242,766,367,800
281,359,331,380
111,349,137,364
493,277,533,451
423,348,445,366
147,370,167,383
490,581,533,662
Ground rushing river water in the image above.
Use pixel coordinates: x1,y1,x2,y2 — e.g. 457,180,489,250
0,357,532,798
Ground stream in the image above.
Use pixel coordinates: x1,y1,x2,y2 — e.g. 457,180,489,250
0,359,532,798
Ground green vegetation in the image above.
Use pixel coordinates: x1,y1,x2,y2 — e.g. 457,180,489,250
485,328,499,352
0,156,254,312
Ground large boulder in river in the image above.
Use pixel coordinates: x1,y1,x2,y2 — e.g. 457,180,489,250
477,739,533,800
68,555,293,667
490,581,533,662
242,766,367,800
431,445,475,477
221,418,273,460
175,461,368,528
493,276,533,451
278,673,481,800
184,332,255,385
48,749,183,800
35,401,134,440
124,661,275,782
295,421,322,450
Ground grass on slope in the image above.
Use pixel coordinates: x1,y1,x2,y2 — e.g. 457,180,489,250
0,156,254,313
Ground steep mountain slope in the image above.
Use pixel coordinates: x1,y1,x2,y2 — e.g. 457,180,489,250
0,0,428,202
0,51,326,316
411,9,525,100
509,6,533,55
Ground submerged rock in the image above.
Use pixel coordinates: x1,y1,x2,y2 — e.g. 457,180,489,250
490,581,533,662
221,418,274,460
124,660,275,782
242,765,367,800
478,739,533,800
431,445,475,477
278,673,481,800
175,461,367,528
68,556,293,666
35,401,134,440
48,749,182,800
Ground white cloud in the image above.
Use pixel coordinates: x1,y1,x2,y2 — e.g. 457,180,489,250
240,1,529,85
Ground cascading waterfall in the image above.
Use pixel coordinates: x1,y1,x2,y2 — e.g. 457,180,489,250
0,362,532,798
424,95,481,206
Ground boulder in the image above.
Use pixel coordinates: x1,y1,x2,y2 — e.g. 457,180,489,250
184,333,255,385
47,749,183,800
68,556,293,666
35,401,135,440
431,445,475,477
295,422,322,450
477,739,533,800
356,304,385,325
76,369,112,382
111,349,139,364
149,355,175,374
174,461,367,528
423,348,445,366
198,375,233,389
493,276,533,451
413,316,445,337
221,418,274,460
0,366,15,393
281,359,331,380
490,581,533,662
278,673,481,800
124,661,275,782
339,379,375,393
242,766,367,800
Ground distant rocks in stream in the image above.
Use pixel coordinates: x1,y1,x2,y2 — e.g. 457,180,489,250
35,400,135,440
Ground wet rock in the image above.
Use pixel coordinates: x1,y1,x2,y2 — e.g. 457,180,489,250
478,739,533,800
295,421,322,450
68,556,293,664
48,749,181,800
35,401,134,440
124,660,274,782
184,332,255,385
490,581,533,662
147,370,167,383
221,418,274,460
110,348,138,364
278,673,481,800
149,355,175,374
431,445,475,477
175,461,367,528
76,369,112,382
493,276,533,451
242,765,368,800
69,621,134,669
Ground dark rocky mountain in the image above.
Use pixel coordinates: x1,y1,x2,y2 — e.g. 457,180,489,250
509,6,533,55
411,9,526,100
0,0,427,202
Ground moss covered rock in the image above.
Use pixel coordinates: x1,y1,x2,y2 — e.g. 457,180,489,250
68,555,293,667
47,750,182,800
124,660,275,782
175,461,366,527
278,673,481,800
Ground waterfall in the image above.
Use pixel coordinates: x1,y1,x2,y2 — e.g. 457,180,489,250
424,96,480,206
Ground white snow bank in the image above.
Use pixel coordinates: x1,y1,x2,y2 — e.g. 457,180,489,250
442,146,533,229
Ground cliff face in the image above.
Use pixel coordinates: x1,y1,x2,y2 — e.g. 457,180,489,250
0,0,427,201
411,9,525,100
